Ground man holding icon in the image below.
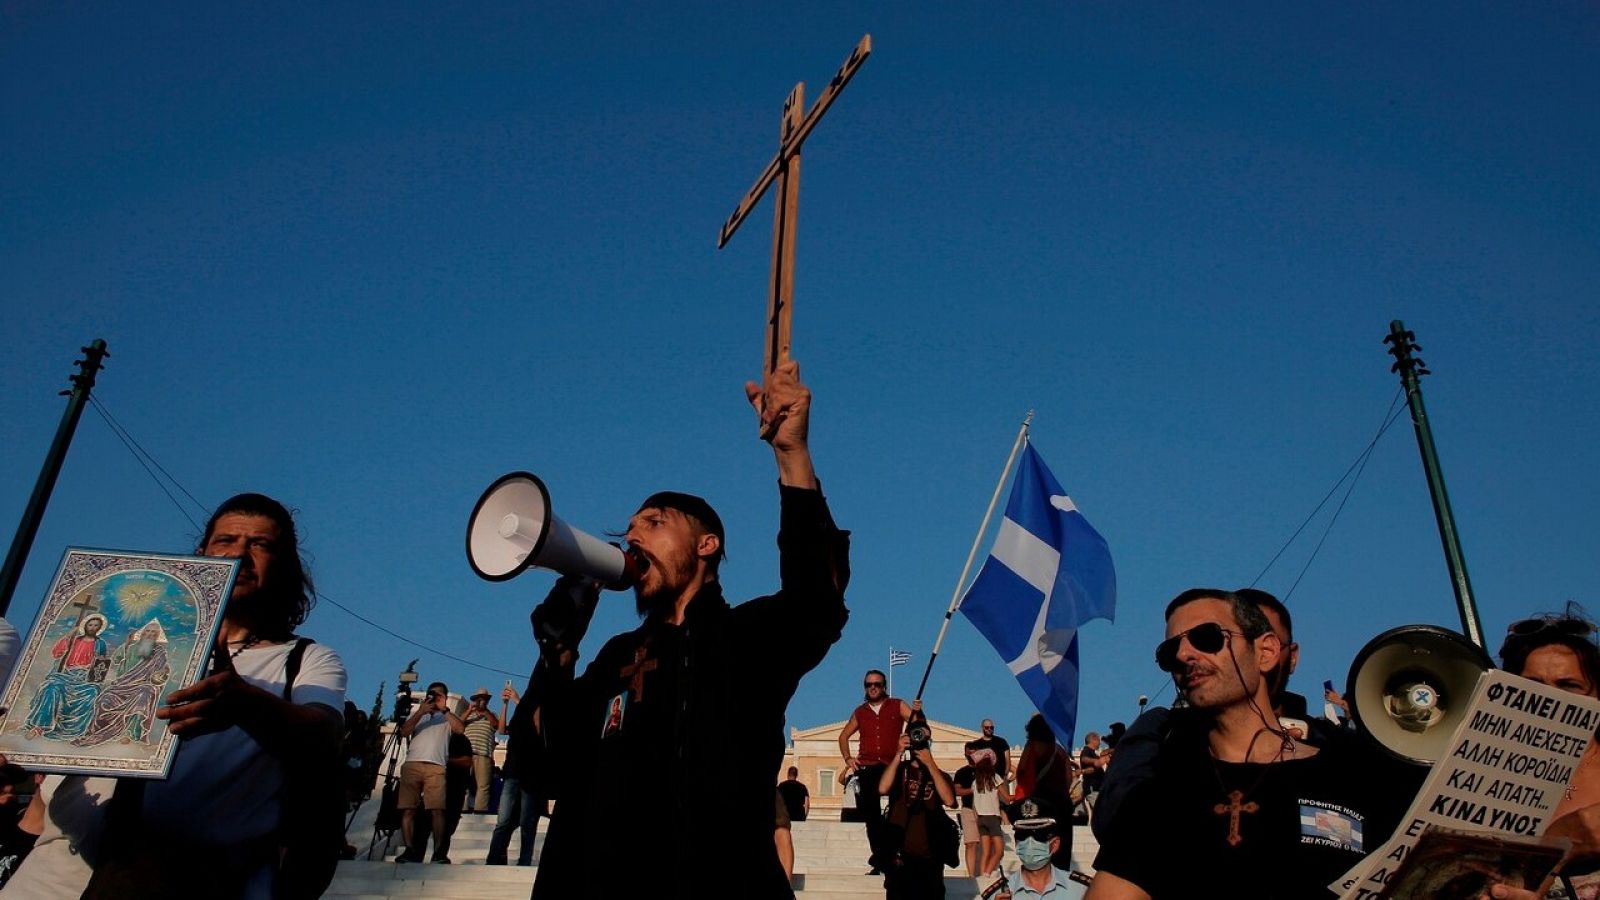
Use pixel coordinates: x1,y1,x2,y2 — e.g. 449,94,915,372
527,360,850,899
5,492,348,899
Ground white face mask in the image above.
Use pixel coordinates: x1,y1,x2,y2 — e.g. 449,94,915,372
1016,836,1054,871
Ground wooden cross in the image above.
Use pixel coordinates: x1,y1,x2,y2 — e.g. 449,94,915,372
717,35,872,421
1213,789,1259,847
620,645,658,703
56,590,101,673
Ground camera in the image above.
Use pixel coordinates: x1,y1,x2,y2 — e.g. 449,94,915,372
393,660,420,722
907,721,932,752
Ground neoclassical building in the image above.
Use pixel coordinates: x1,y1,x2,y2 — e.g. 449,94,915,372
779,718,1018,816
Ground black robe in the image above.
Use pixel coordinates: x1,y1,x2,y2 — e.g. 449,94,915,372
531,485,849,899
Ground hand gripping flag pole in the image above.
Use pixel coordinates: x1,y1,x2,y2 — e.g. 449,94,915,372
912,412,1034,702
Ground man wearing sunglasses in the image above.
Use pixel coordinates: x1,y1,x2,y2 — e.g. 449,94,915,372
1092,587,1347,843
838,669,914,872
965,719,1012,780
992,799,1088,899
1086,589,1405,899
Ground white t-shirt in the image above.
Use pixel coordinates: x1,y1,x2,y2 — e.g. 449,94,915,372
972,774,1003,817
406,710,452,766
6,639,347,900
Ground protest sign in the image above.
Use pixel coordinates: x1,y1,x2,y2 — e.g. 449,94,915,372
1333,669,1600,898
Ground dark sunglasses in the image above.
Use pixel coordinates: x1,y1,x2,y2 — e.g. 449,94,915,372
864,681,886,689
1155,622,1234,673
1013,826,1057,842
1507,617,1595,639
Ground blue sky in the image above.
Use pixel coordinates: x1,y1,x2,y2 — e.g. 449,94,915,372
3,3,1597,749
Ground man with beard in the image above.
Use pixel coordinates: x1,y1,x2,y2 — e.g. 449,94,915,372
837,667,912,872
1091,588,1408,842
1085,589,1404,900
24,614,109,740
526,361,849,899
72,626,170,747
5,493,347,900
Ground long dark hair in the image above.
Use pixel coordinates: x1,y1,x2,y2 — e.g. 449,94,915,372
974,751,998,792
200,493,316,634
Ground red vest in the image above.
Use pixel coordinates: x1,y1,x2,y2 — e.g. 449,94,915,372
853,700,905,766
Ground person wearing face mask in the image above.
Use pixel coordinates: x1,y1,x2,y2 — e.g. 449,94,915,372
994,799,1088,900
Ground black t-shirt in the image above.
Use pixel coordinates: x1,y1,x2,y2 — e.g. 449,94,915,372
1080,746,1105,791
1094,747,1407,899
886,761,949,862
965,736,1011,777
777,779,809,821
953,765,976,809
445,732,474,812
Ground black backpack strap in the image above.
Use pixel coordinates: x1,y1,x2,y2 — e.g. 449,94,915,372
282,637,314,701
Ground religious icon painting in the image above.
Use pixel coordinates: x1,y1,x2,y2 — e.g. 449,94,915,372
0,549,237,778
601,692,628,740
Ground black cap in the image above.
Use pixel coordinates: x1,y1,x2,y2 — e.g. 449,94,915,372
1013,797,1060,831
637,492,726,562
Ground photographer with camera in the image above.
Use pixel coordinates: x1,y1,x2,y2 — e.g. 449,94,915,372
838,670,914,872
877,713,958,899
395,681,463,863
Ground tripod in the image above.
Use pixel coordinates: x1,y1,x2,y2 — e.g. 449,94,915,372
363,727,406,859
365,685,414,860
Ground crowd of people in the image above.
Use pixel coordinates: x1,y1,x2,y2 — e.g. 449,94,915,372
0,365,1595,900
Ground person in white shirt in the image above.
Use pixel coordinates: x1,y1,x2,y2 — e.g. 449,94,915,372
968,747,1013,876
396,680,464,862
5,492,348,900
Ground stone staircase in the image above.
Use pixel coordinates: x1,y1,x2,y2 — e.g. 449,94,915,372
327,804,1099,900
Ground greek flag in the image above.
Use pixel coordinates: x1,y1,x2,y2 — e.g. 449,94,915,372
888,649,912,667
959,443,1115,747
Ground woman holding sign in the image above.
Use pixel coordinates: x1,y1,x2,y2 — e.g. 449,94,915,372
1493,609,1600,899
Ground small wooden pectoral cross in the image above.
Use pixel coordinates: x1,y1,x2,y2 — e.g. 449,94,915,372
620,646,658,703
1213,789,1259,847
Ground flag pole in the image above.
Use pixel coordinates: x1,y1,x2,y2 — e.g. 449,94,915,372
888,647,894,698
913,411,1033,702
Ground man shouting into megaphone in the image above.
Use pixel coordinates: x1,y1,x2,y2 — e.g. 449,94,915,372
525,360,850,900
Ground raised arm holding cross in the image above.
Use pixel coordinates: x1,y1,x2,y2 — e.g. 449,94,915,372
717,34,871,436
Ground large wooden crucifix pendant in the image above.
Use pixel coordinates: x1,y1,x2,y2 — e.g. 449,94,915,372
1213,789,1259,847
717,35,871,434
620,645,658,703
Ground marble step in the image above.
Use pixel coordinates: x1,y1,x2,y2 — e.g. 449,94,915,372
325,862,996,900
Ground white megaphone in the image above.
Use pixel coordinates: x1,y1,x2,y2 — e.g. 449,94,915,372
1346,624,1493,766
466,471,642,588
